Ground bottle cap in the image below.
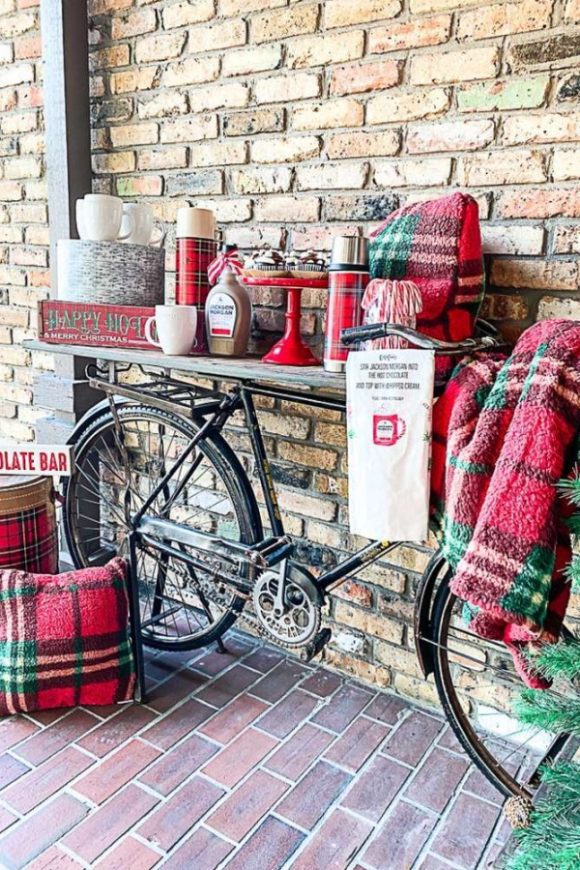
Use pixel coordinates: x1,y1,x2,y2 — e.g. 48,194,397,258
176,206,216,240
329,235,369,271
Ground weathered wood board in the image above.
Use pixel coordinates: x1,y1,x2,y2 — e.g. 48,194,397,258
24,340,347,395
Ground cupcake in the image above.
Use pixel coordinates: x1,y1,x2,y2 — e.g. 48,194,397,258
242,246,288,277
284,251,299,273
290,249,328,279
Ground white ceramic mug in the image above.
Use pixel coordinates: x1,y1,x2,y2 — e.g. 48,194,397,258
76,194,134,242
120,203,165,247
144,305,197,355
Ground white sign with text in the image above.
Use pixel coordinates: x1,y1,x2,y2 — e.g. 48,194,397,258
0,444,74,476
346,348,435,542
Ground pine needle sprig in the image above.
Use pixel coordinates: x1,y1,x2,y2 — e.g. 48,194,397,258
515,689,580,737
565,514,580,536
564,555,580,593
558,468,580,508
510,816,580,867
509,795,580,870
531,762,580,822
540,761,580,792
527,636,580,682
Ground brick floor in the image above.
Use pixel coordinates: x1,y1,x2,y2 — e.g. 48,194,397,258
0,632,510,869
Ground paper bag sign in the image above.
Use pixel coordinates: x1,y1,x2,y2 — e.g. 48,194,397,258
346,349,435,542
0,445,74,477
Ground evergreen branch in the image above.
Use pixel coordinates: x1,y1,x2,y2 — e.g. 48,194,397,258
514,690,580,737
509,798,580,870
558,469,580,507
564,555,580,593
528,637,580,682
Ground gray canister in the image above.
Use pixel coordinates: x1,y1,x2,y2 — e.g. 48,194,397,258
57,239,165,306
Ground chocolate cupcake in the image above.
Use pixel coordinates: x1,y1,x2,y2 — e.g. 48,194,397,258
284,251,300,273
243,246,288,278
290,249,328,280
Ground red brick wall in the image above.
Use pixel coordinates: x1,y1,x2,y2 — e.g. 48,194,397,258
0,0,52,441
86,0,580,344
0,0,579,691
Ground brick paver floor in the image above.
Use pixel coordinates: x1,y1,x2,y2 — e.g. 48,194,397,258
0,632,511,869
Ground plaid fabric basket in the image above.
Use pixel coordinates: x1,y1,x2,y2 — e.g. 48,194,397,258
0,557,135,715
0,477,58,574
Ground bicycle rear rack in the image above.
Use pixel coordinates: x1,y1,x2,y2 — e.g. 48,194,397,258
87,364,224,419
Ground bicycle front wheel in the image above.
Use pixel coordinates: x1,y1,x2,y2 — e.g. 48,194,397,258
430,562,575,799
63,402,262,650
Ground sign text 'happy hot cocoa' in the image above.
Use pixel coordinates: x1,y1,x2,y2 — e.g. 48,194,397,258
38,301,155,350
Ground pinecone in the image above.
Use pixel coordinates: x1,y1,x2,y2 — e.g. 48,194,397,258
504,795,533,829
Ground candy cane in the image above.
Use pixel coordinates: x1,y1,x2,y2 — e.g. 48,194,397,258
362,279,423,349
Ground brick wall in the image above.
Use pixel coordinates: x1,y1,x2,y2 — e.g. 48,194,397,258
1,0,580,693
0,0,52,442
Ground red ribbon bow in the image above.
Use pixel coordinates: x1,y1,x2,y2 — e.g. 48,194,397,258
207,249,244,285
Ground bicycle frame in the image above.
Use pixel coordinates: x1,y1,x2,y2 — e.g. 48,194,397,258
127,378,400,597
93,320,504,596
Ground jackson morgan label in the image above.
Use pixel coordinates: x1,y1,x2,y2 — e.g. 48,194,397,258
207,292,236,338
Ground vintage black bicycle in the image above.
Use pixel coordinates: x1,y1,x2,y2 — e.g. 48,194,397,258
61,322,578,805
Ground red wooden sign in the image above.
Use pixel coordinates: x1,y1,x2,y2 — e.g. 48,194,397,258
0,445,74,476
38,300,156,350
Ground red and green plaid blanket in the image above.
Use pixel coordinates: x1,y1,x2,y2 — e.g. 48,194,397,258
431,319,580,687
0,557,135,715
370,192,484,376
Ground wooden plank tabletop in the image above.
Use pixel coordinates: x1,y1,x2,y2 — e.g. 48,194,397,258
24,340,347,394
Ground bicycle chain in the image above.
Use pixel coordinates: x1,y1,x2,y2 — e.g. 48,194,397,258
142,541,304,651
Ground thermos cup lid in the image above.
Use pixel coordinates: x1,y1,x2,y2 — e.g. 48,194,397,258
329,235,369,271
177,206,216,240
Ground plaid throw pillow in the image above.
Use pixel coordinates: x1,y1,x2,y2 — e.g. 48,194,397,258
0,557,135,716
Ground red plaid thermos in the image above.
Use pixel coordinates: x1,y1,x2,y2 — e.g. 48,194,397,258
324,236,370,372
176,206,218,353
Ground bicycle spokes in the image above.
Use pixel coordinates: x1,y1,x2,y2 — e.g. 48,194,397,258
66,407,255,650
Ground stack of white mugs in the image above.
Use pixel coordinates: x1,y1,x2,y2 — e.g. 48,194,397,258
75,194,163,247
57,194,166,306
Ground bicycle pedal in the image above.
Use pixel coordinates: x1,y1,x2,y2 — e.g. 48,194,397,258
299,628,332,663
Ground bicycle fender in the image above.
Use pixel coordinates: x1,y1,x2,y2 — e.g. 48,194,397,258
65,395,131,446
414,550,448,679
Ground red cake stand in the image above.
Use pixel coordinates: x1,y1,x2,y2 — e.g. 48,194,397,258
244,276,327,366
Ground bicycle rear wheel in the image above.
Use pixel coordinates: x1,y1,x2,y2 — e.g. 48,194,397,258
430,560,577,799
63,402,262,650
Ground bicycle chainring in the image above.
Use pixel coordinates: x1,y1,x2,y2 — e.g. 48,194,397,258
252,563,322,648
